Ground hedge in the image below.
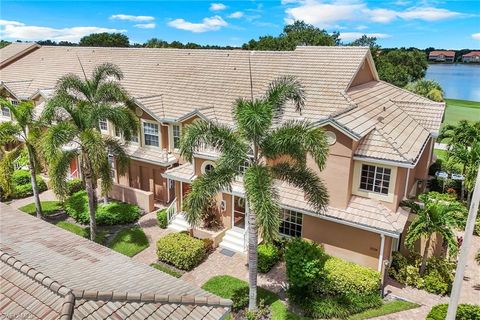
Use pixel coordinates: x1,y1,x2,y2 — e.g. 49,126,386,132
157,209,168,229
157,233,207,271
65,191,141,225
426,304,480,320
12,178,47,199
258,243,281,273
66,178,85,195
12,170,32,185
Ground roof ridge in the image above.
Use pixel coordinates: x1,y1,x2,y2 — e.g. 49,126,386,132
0,250,232,309
378,80,436,104
391,99,445,106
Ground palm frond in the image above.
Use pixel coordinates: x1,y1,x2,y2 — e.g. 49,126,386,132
244,164,280,243
265,75,305,119
42,122,78,160
104,137,129,175
89,104,138,140
95,81,129,104
0,121,22,145
99,156,114,196
91,63,124,92
233,98,273,143
48,149,79,199
79,129,107,174
271,162,328,213
261,120,328,169
0,146,23,196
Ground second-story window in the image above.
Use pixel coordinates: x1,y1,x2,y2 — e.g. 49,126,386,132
143,122,159,147
1,106,10,117
99,119,108,132
279,209,303,237
173,124,181,149
360,164,391,195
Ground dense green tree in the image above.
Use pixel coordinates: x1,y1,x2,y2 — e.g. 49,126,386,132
180,76,329,310
0,40,11,49
404,193,463,275
375,49,428,87
42,63,138,240
79,33,130,47
144,38,169,48
242,21,340,50
0,100,44,216
405,79,444,102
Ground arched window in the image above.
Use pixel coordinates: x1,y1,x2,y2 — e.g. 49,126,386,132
201,161,215,174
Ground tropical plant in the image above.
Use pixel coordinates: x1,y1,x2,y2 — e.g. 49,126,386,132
180,76,329,310
42,63,138,240
439,120,480,202
405,79,444,102
403,193,464,275
0,100,44,216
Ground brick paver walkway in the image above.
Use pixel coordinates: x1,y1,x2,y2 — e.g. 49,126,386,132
8,189,59,209
132,208,173,265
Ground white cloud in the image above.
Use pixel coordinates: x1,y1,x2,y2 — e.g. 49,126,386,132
472,33,480,40
394,0,411,6
0,20,126,42
110,14,154,22
168,15,228,33
134,23,156,29
210,3,227,11
340,32,391,41
398,7,461,21
283,1,464,28
356,25,368,30
228,11,244,19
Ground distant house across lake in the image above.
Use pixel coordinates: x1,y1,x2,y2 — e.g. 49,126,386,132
428,50,455,63
462,51,480,63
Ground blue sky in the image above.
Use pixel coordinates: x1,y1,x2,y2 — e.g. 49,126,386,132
1,0,479,49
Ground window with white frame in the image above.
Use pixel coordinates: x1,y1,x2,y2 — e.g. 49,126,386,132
279,209,303,237
114,126,121,138
99,119,108,132
1,106,10,117
172,124,181,149
9,99,19,106
359,164,391,195
143,122,159,147
201,161,215,174
238,159,251,175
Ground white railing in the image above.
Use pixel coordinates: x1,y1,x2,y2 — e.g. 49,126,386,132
166,198,177,224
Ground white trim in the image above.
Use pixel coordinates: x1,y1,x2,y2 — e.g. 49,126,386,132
314,118,361,141
201,160,216,175
141,119,161,148
129,155,176,167
167,178,170,201
170,123,181,152
378,234,385,272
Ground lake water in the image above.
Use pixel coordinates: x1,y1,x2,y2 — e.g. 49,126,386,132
425,64,480,102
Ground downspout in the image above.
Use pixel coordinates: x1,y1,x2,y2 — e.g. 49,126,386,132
404,168,410,199
377,234,385,272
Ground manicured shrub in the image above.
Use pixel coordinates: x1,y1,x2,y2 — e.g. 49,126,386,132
156,233,207,270
427,304,480,320
65,191,140,225
66,178,85,195
316,255,380,296
284,237,325,289
202,238,214,252
12,178,47,199
11,170,31,185
388,252,455,295
157,209,168,229
257,243,280,273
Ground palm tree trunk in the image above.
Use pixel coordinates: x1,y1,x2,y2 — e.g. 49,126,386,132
248,210,258,311
27,145,42,218
420,235,431,275
460,167,466,201
85,174,97,241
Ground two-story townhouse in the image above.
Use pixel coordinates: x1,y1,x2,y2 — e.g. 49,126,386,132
0,43,445,272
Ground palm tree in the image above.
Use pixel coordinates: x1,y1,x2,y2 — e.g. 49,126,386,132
404,79,444,102
42,63,138,240
0,100,44,217
180,76,329,310
404,193,464,275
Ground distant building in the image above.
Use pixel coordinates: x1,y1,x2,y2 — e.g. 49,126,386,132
428,50,456,63
462,51,480,63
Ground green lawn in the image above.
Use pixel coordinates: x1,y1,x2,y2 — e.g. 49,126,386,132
347,300,419,320
151,263,182,278
443,99,480,126
19,201,63,216
54,221,107,244
108,227,149,257
433,149,447,162
202,275,305,320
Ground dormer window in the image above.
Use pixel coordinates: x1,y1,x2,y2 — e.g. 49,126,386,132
359,164,391,195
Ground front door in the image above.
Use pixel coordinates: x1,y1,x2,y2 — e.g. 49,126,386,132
232,196,246,231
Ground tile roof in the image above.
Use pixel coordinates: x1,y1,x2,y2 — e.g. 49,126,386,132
125,144,177,166
0,43,40,68
463,51,480,57
339,81,444,165
0,203,231,319
428,50,455,57
164,167,408,235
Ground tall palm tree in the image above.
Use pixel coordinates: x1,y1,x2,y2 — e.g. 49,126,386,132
180,76,329,310
0,100,44,217
404,193,464,275
404,79,444,102
42,63,138,240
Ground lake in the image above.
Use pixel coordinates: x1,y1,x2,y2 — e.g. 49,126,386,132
425,64,480,102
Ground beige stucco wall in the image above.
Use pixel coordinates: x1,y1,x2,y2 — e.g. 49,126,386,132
108,183,155,213
349,58,375,87
303,214,389,270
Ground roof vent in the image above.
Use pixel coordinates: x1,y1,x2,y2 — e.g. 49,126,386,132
377,116,384,122
233,67,236,70
383,106,386,111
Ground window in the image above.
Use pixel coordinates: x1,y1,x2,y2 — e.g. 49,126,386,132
1,106,10,117
359,164,391,195
173,124,181,149
114,126,121,138
129,134,139,144
9,99,19,106
204,164,214,173
143,122,159,147
99,119,108,131
239,159,251,175
201,161,215,174
279,209,303,237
